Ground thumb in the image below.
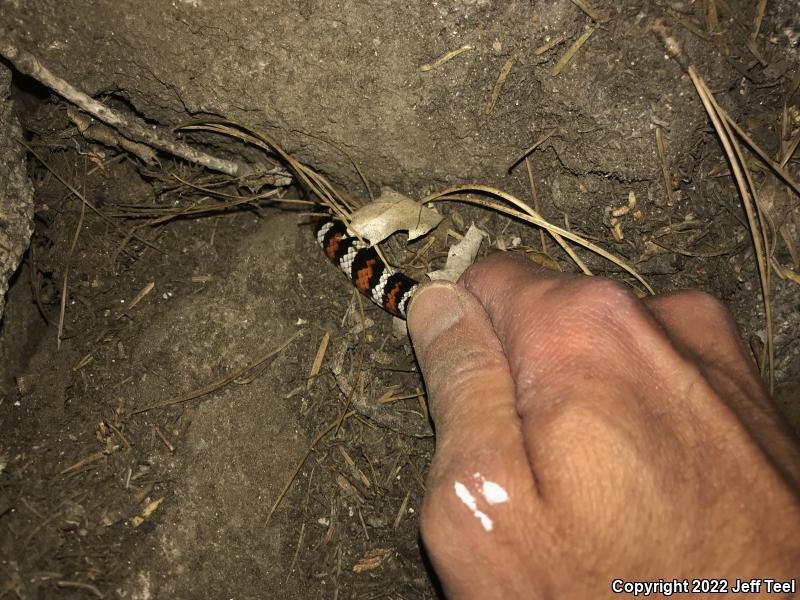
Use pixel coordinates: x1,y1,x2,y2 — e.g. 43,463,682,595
406,282,540,599
406,281,518,447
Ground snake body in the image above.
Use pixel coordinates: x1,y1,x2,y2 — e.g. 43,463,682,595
312,215,419,319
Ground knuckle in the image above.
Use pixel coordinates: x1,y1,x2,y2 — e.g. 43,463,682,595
461,252,535,296
561,277,638,315
460,255,497,291
673,289,730,321
536,277,644,341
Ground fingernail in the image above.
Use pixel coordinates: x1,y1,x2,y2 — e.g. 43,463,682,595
407,282,464,353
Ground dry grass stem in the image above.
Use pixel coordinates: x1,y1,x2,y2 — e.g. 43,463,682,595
73,354,93,371
307,331,331,389
778,266,800,284
416,386,428,421
56,581,104,599
525,158,549,254
22,143,163,253
288,523,306,577
106,422,130,448
534,33,570,55
484,57,515,115
425,185,653,293
781,132,800,169
178,121,354,223
378,389,425,405
688,67,774,391
667,10,710,41
651,239,741,258
333,301,367,436
526,158,590,273
57,271,69,350
705,0,728,57
293,130,374,203
125,282,155,312
178,121,409,280
339,447,370,488
778,225,799,269
154,425,175,452
420,44,474,72
56,165,89,350
393,492,411,529
60,445,120,475
550,27,596,76
376,385,401,404
715,112,800,197
746,0,768,66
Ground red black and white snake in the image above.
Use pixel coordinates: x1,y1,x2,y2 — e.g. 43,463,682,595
312,215,419,319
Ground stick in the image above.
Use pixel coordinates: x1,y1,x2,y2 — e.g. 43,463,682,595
0,39,249,176
132,330,302,414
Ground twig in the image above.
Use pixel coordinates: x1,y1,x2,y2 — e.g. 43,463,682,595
60,444,120,475
57,161,87,350
67,107,157,165
508,129,556,171
132,330,302,414
568,0,610,23
266,410,355,525
655,127,676,207
0,39,250,176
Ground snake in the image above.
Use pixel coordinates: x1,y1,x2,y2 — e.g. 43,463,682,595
311,215,419,319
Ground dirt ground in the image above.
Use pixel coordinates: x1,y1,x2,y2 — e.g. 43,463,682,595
1,1,799,598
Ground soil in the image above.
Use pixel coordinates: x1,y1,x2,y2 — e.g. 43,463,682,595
1,1,799,598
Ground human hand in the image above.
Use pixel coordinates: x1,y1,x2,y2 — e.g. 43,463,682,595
407,253,800,599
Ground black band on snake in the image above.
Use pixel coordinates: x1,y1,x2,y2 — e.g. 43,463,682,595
311,215,419,319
